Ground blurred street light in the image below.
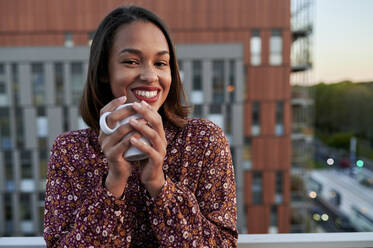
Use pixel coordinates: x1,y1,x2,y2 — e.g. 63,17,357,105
313,213,321,221
321,213,329,221
356,160,364,168
308,191,317,199
327,158,334,166
226,85,235,92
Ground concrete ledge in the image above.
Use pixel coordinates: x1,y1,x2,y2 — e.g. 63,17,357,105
1,233,373,248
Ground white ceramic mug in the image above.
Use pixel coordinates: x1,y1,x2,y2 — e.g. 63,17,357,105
99,103,149,161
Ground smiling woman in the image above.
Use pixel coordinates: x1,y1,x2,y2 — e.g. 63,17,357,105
43,5,238,248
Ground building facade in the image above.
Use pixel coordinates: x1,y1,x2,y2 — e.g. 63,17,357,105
0,0,291,235
290,0,314,233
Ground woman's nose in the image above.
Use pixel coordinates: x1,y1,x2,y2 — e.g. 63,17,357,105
139,65,158,82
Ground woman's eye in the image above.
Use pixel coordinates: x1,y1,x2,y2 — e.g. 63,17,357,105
122,60,138,65
155,61,168,67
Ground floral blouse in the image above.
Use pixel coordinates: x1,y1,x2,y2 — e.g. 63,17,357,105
43,118,238,247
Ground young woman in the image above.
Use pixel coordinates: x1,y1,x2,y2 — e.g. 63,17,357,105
44,5,237,247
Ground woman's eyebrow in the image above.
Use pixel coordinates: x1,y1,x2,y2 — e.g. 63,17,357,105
119,48,142,55
119,48,169,56
157,50,170,56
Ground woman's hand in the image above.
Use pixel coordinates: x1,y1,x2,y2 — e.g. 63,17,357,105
129,101,167,198
98,96,143,198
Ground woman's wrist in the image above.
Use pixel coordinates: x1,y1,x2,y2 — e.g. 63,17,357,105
144,177,166,198
104,171,129,199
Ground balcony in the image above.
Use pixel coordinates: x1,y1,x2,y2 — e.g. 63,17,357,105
292,64,312,73
0,233,372,248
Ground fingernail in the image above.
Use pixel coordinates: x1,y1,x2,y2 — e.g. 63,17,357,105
141,100,149,106
130,137,138,143
130,118,138,124
119,96,127,102
133,102,141,108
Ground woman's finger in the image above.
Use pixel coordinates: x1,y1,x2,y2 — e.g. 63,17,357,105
132,101,164,134
100,123,134,151
99,96,129,130
105,105,137,129
129,136,163,161
129,118,165,150
106,131,142,161
100,96,127,115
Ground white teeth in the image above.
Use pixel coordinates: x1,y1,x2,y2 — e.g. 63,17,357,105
134,90,157,98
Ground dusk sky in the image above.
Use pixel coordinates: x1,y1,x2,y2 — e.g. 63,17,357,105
313,0,373,83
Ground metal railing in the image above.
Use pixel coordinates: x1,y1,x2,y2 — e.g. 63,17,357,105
0,233,373,248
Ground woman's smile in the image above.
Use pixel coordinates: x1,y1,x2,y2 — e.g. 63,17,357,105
131,86,161,104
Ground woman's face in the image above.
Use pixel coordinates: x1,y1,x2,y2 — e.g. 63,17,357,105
108,21,171,111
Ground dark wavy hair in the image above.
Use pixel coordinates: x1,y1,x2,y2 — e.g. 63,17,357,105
80,5,189,131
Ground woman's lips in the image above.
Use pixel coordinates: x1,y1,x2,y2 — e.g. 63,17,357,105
131,87,160,103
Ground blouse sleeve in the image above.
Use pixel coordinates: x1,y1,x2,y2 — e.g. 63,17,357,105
144,123,238,247
43,134,135,247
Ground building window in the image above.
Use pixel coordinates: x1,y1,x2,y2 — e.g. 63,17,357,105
191,60,203,104
178,60,184,82
228,60,236,102
252,101,260,136
0,80,7,107
20,193,33,234
64,32,74,47
63,106,69,131
39,192,45,232
11,64,19,105
192,104,203,118
4,192,13,234
15,106,24,148
21,150,33,179
275,171,283,204
208,103,224,129
251,30,261,66
270,29,283,65
71,62,84,105
269,205,278,233
54,63,64,105
39,150,48,180
0,63,7,106
192,60,202,91
0,67,6,111
37,107,48,139
4,151,14,191
225,104,232,143
252,171,262,204
177,60,183,69
0,81,6,94
212,60,225,103
31,63,45,105
275,101,284,136
0,108,11,149
242,137,252,170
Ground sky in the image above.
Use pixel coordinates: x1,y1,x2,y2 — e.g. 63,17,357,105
313,0,373,83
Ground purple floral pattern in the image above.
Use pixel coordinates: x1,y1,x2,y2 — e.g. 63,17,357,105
44,118,237,247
